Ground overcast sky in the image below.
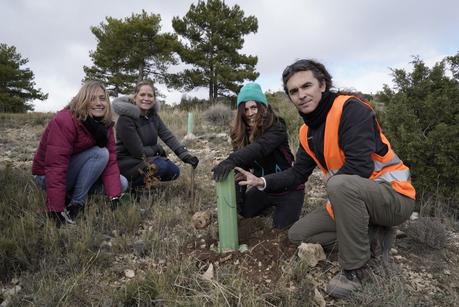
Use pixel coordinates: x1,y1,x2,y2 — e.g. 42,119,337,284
1,0,458,112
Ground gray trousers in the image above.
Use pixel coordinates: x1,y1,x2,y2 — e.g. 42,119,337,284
288,174,415,270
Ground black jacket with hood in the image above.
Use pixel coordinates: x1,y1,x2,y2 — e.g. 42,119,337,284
113,96,190,180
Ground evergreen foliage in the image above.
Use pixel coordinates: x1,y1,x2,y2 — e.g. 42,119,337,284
171,0,259,102
83,10,178,96
378,53,459,201
0,43,47,112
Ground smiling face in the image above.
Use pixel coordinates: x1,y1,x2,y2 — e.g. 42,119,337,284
286,70,326,114
134,85,155,114
244,100,258,128
88,86,108,118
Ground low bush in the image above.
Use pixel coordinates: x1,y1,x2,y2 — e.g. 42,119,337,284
202,103,233,126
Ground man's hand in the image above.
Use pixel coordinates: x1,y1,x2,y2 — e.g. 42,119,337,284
234,167,265,189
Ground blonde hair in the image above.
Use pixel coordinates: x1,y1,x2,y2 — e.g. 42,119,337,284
67,81,112,125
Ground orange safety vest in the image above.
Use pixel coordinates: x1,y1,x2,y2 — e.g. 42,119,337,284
299,95,416,220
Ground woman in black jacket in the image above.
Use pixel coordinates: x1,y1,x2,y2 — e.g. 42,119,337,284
212,82,304,229
113,80,198,188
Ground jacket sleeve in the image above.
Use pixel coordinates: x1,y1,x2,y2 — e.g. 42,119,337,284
228,120,287,167
101,127,122,198
116,116,145,160
336,99,376,178
264,145,315,192
44,115,75,212
155,114,189,159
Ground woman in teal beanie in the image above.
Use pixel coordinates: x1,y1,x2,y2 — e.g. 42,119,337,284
212,82,304,229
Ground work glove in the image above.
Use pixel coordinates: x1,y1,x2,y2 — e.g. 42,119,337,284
182,154,199,169
212,159,236,182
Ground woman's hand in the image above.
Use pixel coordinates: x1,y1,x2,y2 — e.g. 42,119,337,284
234,167,265,189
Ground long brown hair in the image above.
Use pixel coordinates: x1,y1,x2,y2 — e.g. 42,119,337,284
230,102,277,150
67,81,112,125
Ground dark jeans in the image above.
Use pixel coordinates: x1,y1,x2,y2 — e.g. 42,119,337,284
34,146,128,206
132,156,180,188
237,186,304,229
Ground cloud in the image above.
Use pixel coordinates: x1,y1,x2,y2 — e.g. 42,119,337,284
1,0,458,112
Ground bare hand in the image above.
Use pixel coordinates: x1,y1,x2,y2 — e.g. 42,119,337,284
234,167,265,189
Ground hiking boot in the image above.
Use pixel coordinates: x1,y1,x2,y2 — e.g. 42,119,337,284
66,203,84,220
326,267,367,298
369,225,394,263
48,211,75,227
109,193,130,211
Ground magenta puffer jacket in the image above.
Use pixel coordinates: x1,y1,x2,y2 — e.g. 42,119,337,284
32,108,121,211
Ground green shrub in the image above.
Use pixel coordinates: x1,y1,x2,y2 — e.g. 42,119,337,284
116,272,159,306
266,91,303,149
405,217,447,249
378,53,459,208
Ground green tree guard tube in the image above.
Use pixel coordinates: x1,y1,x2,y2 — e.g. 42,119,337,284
216,170,239,252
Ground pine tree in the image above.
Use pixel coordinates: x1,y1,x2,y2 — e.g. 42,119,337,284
84,10,178,96
0,43,47,112
172,0,259,102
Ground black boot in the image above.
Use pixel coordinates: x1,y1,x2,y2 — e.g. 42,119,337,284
48,211,75,227
66,203,84,220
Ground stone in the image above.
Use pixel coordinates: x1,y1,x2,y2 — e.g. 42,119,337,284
202,263,214,281
314,288,326,307
124,269,135,278
133,240,146,256
191,210,212,229
297,243,326,267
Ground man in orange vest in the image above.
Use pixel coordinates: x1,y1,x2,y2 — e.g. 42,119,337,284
235,59,415,298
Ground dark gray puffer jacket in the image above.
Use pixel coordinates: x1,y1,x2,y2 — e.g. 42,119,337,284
113,96,190,180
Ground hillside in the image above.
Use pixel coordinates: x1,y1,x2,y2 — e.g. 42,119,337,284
0,111,458,306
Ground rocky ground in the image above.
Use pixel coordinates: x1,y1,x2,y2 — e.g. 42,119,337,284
1,117,458,306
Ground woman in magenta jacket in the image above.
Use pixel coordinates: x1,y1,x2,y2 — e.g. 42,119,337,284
32,81,128,226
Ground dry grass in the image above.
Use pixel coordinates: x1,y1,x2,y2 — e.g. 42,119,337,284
1,109,458,306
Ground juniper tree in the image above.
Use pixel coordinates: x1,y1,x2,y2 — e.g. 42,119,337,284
378,53,459,201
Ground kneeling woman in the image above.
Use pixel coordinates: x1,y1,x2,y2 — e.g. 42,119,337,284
212,83,304,229
32,81,128,226
113,80,199,188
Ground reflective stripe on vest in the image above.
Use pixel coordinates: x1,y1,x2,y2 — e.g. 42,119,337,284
299,95,416,220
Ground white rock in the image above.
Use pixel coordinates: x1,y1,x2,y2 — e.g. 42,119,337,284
4,285,21,298
297,243,326,267
314,288,326,307
202,263,214,281
410,212,419,220
124,269,135,278
191,210,212,229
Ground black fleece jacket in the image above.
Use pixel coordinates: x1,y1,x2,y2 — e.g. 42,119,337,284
264,93,388,192
228,119,295,177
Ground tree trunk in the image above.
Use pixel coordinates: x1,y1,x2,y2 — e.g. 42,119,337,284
138,62,144,82
209,81,213,103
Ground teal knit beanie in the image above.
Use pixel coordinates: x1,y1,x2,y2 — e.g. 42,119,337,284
237,82,268,107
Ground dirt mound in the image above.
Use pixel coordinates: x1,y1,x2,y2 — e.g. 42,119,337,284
184,216,298,285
